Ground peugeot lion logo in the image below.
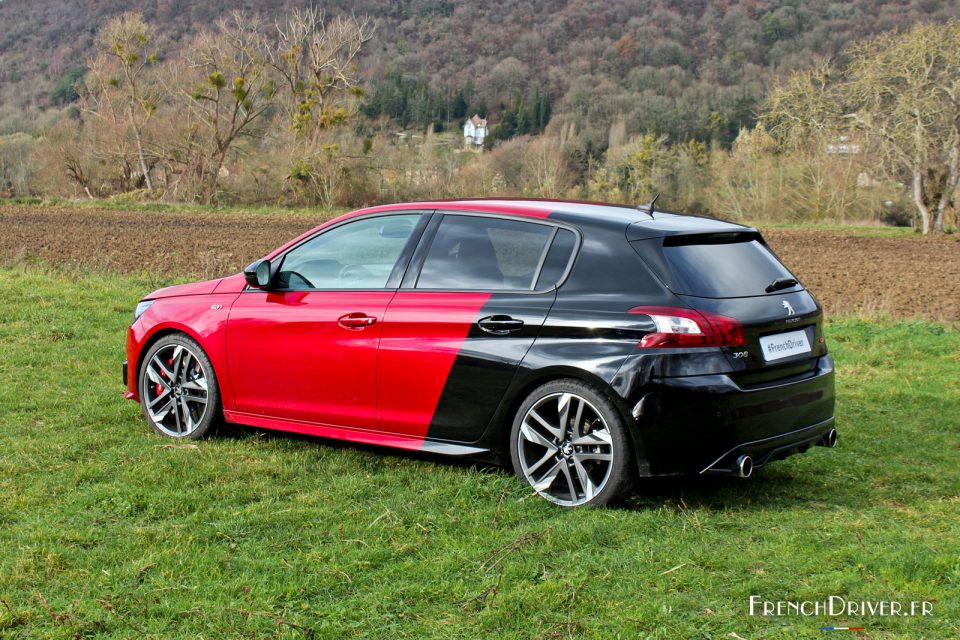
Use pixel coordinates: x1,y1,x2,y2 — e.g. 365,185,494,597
782,300,796,316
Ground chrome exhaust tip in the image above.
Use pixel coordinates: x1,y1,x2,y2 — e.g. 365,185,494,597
735,454,753,478
822,428,838,448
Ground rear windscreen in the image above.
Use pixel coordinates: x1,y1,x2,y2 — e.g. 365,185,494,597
634,233,801,298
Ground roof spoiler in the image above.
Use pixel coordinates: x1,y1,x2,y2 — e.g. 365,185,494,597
626,218,757,242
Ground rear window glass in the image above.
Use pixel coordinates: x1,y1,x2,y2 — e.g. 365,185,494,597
636,234,800,298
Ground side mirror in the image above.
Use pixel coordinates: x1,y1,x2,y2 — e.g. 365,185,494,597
243,258,273,288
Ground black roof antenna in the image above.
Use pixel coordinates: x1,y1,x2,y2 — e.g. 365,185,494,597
637,193,660,218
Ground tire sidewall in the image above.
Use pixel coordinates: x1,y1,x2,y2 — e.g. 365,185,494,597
509,378,634,507
138,334,221,439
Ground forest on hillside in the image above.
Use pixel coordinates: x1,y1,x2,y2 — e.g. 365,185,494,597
3,0,958,143
1,1,959,232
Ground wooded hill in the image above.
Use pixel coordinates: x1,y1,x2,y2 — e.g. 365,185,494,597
2,0,958,145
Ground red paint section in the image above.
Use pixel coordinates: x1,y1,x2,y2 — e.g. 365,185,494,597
147,277,223,299
226,290,394,429
357,200,554,219
377,292,491,440
127,200,559,437
125,292,241,403
223,410,429,452
213,272,249,294
125,327,140,400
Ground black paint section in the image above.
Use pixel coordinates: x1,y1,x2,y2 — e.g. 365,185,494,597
417,206,836,476
425,291,556,443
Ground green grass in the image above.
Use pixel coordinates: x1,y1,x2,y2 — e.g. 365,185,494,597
744,221,927,239
0,267,957,639
0,196,348,219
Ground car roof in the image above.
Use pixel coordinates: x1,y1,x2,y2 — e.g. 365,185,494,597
266,198,756,261
355,198,754,236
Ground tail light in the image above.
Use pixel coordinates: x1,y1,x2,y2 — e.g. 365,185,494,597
628,306,745,348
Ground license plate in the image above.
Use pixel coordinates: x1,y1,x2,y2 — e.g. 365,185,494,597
759,329,811,361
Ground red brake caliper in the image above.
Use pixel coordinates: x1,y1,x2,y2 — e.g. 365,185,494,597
156,356,173,396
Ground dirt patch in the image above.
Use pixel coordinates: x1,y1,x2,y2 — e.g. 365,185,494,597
0,206,322,281
2,205,958,321
762,229,960,322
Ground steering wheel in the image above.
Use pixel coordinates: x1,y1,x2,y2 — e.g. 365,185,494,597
338,264,374,288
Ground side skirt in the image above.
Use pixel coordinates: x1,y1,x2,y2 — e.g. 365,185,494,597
223,410,490,457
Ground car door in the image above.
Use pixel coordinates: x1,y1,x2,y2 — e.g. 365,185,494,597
377,213,572,444
226,213,428,429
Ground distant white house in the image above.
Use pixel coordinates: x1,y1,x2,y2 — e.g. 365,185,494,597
826,135,861,156
463,114,488,150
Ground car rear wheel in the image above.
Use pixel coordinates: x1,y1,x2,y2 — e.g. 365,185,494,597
138,334,221,439
510,379,634,507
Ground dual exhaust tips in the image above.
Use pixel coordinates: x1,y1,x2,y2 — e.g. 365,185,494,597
733,429,837,479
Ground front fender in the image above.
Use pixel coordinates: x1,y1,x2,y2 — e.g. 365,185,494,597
126,293,241,406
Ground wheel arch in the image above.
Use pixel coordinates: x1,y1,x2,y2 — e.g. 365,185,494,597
134,324,208,390
484,365,648,472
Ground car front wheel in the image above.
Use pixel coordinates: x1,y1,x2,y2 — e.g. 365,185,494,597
138,334,221,439
509,379,634,507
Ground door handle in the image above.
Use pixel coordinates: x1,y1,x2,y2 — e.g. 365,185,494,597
338,312,377,329
478,315,524,335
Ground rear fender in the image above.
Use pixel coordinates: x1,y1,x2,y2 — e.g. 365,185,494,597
477,334,642,464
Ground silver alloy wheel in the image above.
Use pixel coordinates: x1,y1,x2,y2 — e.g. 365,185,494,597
143,344,209,437
517,392,614,506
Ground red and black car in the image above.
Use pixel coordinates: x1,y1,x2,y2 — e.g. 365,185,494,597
124,199,836,507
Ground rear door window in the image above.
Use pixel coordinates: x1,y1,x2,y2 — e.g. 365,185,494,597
635,233,801,298
534,228,577,290
416,215,554,290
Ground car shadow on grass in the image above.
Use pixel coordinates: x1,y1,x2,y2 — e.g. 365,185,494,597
625,469,838,512
218,422,854,512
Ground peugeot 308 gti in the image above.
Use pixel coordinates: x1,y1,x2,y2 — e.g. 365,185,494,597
124,199,837,507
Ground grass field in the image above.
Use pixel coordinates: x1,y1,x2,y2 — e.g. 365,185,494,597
0,266,958,639
0,196,349,219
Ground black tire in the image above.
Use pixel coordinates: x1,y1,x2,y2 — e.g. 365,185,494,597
509,378,635,507
138,333,222,440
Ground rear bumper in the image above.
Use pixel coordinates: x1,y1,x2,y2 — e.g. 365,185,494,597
698,417,835,475
619,353,836,476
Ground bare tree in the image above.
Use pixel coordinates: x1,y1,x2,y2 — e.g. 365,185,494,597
270,8,374,139
172,12,277,203
764,22,960,234
523,137,571,197
80,68,143,193
34,119,101,198
269,9,374,204
845,21,960,233
37,8,376,205
607,117,628,150
92,12,160,191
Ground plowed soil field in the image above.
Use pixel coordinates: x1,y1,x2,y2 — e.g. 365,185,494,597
2,205,958,321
